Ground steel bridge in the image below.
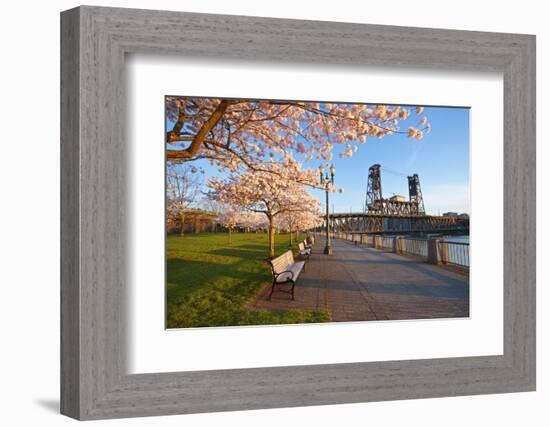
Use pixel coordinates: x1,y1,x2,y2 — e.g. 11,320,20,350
316,164,469,235
321,212,469,235
365,164,426,216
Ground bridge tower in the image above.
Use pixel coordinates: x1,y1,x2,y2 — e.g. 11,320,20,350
407,174,425,215
365,164,384,214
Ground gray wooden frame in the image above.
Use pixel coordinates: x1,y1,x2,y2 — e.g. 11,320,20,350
60,5,536,421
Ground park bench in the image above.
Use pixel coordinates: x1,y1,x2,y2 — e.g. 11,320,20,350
298,241,311,260
268,250,305,300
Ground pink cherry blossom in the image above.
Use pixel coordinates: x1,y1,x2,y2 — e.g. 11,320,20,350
166,98,431,181
208,164,321,258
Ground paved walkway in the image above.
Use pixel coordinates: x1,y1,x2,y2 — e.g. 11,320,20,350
247,236,469,321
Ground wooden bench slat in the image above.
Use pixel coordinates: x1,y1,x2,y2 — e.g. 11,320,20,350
268,250,305,300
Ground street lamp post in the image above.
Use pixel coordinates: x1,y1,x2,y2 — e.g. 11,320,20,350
319,164,336,255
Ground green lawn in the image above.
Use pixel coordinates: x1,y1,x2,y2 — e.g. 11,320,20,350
166,232,331,328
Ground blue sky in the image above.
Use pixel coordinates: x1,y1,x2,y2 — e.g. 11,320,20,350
167,103,470,216
306,106,471,215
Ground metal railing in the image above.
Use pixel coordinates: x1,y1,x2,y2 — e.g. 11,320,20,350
400,237,428,258
438,241,470,267
381,236,394,249
361,235,374,246
325,233,469,269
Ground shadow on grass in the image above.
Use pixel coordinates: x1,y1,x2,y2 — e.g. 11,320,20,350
165,233,329,328
167,257,269,302
208,247,271,259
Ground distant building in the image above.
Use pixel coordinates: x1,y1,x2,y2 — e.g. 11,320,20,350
389,195,406,203
166,209,220,234
442,212,469,220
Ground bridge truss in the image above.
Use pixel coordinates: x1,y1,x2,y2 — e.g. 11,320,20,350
317,164,468,235
324,212,469,235
365,164,426,216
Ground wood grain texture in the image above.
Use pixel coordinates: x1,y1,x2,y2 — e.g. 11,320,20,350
60,7,80,419
60,6,536,420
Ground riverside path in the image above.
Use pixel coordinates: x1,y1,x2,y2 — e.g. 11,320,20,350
248,236,469,321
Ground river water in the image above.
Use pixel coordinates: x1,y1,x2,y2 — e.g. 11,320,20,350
441,235,469,244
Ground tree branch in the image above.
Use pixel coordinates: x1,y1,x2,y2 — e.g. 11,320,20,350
167,99,232,159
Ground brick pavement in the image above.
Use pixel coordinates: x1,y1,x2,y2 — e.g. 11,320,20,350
247,236,469,321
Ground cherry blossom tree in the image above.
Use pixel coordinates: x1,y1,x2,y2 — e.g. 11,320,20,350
166,97,430,184
218,208,267,243
217,207,240,244
237,211,267,232
276,207,323,246
166,163,203,235
209,165,321,258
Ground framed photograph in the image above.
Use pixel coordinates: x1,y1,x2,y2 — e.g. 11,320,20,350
61,6,536,420
163,96,470,330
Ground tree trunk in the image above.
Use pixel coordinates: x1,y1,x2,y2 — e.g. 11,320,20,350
289,224,293,246
268,219,275,259
179,213,185,236
228,228,232,244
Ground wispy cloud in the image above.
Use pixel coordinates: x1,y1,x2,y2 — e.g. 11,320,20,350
405,141,426,170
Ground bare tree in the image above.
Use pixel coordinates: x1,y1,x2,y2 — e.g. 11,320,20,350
166,163,203,235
